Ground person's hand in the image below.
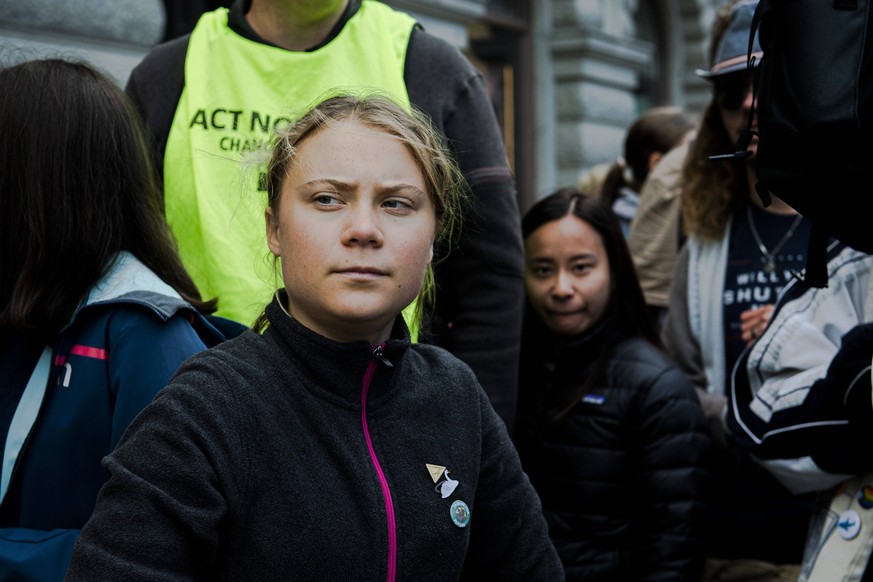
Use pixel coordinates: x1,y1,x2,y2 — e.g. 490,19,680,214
740,304,774,344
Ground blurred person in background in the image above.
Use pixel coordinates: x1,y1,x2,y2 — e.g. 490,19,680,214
599,106,697,239
660,1,816,578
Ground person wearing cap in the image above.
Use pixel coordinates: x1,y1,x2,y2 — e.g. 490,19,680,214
655,0,818,578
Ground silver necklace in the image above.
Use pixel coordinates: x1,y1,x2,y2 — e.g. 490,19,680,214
746,206,804,274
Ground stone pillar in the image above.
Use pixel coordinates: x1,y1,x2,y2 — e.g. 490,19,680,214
547,0,651,190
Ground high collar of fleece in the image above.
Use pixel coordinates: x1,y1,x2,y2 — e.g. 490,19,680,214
263,290,411,402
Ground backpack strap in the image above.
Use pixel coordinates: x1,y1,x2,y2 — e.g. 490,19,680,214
747,0,829,289
746,0,771,206
1,346,52,504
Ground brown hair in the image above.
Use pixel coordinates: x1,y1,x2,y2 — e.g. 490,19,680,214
0,59,216,339
681,0,751,240
255,93,467,332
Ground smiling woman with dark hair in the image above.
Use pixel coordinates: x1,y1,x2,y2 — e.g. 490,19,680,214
515,187,710,581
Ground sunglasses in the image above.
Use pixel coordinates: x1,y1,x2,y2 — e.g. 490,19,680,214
715,73,754,111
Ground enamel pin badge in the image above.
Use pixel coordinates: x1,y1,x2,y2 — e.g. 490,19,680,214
426,463,459,498
450,500,471,528
426,463,470,527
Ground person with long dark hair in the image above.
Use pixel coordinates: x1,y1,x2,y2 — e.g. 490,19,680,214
515,187,710,581
0,58,240,581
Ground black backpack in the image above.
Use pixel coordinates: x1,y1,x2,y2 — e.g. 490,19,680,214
744,0,873,286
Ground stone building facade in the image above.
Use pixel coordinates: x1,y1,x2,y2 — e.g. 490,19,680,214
0,0,724,210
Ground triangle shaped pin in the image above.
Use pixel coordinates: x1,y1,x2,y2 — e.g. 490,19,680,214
426,463,446,483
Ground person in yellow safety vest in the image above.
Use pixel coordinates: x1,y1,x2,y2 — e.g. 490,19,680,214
126,0,524,430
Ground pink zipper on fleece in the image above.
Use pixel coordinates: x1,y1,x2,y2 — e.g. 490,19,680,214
361,344,396,582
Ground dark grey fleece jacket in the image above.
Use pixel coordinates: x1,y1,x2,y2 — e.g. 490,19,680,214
66,294,563,581
124,0,524,431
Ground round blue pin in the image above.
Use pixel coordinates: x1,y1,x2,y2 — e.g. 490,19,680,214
451,500,471,528
838,509,861,540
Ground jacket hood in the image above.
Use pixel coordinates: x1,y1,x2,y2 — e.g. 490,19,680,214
67,251,237,344
87,252,181,305
79,251,196,321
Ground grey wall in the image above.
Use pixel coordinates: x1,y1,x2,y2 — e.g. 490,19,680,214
0,0,164,86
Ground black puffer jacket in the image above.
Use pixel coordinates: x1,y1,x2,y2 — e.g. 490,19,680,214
515,322,711,582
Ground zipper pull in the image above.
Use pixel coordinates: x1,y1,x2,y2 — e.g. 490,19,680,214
372,344,394,367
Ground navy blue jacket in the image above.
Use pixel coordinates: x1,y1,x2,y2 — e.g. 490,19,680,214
0,253,241,581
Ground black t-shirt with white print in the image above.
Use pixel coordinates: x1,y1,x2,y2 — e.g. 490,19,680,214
722,202,812,382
